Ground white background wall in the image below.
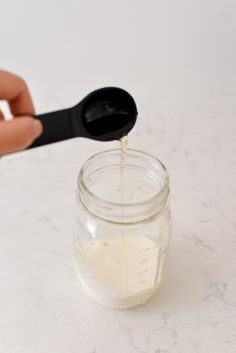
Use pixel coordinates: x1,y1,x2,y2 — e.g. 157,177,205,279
0,0,236,109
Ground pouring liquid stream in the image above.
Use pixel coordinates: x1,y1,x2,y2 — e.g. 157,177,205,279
119,135,127,291
119,135,127,204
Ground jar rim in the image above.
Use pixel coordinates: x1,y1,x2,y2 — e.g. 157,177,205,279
78,148,169,209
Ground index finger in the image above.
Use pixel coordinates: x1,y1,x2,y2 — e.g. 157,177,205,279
0,70,35,117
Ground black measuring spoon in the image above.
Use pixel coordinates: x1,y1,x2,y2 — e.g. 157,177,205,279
29,87,137,148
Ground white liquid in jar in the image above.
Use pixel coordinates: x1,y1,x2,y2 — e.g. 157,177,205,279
76,235,165,309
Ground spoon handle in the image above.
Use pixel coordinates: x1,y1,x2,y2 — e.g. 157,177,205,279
28,108,75,148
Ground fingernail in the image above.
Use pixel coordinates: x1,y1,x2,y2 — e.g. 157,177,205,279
32,119,43,138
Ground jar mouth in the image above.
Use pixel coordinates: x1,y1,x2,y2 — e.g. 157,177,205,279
78,148,169,209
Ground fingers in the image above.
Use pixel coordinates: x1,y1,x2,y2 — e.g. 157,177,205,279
0,70,42,155
0,117,42,155
0,70,35,117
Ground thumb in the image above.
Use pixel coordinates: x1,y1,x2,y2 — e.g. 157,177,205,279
0,117,43,155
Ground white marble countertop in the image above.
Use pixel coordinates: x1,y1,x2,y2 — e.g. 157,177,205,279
0,93,235,353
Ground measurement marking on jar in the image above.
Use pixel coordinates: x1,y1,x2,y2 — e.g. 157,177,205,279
142,247,154,252
138,280,147,285
138,269,149,274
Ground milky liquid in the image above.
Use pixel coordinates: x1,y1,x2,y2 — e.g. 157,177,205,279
76,137,164,308
77,235,164,308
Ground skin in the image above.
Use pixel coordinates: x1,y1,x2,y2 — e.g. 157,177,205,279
0,70,43,155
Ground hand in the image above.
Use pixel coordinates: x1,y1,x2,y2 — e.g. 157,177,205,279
0,70,43,155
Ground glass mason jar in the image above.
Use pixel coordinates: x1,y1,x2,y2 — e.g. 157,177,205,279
74,149,171,309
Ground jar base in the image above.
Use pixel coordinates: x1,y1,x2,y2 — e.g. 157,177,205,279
77,271,160,309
